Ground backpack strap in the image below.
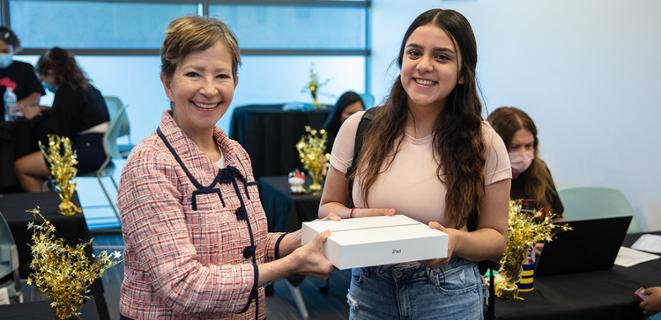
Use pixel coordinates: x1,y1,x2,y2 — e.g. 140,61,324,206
346,107,379,207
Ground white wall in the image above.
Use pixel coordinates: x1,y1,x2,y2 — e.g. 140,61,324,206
371,0,661,231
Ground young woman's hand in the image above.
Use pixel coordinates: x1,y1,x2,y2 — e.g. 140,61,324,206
20,104,42,119
419,221,460,268
640,286,661,314
348,207,396,218
289,230,335,278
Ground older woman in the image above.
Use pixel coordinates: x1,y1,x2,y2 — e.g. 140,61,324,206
117,16,334,320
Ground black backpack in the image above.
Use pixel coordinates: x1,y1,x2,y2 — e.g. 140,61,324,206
345,107,496,320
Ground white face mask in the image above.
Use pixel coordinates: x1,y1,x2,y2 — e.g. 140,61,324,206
509,149,534,175
0,53,13,69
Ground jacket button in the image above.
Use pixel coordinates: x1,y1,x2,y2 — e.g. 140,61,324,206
243,245,256,259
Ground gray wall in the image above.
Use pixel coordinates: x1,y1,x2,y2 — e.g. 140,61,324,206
371,0,661,231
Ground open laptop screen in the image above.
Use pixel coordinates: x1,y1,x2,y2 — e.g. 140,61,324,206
535,216,632,277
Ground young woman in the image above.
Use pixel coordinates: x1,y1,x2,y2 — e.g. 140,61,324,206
322,91,365,152
487,106,564,217
319,9,511,319
117,16,334,320
14,47,109,192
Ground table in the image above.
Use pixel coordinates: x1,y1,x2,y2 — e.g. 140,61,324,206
258,176,322,319
259,176,321,233
0,192,109,320
0,297,99,320
229,104,329,179
0,119,38,191
495,232,661,320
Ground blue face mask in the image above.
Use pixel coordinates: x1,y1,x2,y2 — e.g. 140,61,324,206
42,81,56,93
0,53,13,69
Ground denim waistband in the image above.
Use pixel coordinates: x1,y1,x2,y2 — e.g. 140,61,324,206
363,257,475,281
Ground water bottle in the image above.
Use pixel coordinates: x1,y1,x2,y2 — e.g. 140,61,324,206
4,87,17,122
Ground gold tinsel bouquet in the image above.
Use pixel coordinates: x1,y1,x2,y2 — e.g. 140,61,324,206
38,134,82,216
496,200,571,300
296,126,330,193
26,207,121,319
302,63,331,109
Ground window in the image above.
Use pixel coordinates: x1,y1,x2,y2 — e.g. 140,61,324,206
210,3,367,51
9,0,198,50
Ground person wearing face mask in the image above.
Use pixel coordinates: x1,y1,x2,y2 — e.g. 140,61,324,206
0,26,45,122
13,47,109,192
487,106,564,218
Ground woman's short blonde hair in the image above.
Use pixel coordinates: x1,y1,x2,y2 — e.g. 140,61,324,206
161,16,240,80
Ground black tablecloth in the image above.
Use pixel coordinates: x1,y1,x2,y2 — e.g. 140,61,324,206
0,191,109,320
258,176,321,232
0,297,99,320
259,176,321,287
229,104,329,179
495,232,661,320
0,192,91,278
0,119,38,190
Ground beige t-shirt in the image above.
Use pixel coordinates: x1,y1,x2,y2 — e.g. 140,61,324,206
330,111,511,226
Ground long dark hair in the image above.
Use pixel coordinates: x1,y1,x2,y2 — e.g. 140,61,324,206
36,47,89,92
322,91,365,133
487,106,556,211
354,9,485,228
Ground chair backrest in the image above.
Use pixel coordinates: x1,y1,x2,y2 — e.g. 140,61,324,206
0,212,16,255
103,105,127,160
104,96,130,140
558,186,641,233
0,211,20,297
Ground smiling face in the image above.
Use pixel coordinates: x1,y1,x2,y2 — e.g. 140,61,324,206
161,40,237,136
400,23,463,111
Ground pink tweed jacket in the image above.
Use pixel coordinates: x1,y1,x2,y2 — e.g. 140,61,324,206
118,111,285,319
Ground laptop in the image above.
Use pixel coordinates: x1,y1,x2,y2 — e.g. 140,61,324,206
535,216,632,277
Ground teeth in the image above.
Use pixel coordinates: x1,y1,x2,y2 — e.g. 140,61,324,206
415,78,435,85
194,102,218,109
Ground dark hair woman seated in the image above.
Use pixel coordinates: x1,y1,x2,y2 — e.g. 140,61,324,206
15,47,110,192
322,90,365,153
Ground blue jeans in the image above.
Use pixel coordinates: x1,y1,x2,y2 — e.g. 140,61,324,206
347,257,484,320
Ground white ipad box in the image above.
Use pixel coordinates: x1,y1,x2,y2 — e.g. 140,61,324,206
301,215,448,269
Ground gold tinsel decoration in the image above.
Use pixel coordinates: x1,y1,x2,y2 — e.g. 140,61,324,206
25,207,121,319
296,126,330,193
495,200,571,300
302,63,331,110
38,134,82,216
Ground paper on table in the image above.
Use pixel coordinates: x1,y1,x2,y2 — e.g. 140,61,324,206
631,234,661,253
615,246,660,267
0,287,9,305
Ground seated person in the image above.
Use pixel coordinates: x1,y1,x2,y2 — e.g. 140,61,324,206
487,106,564,218
321,91,364,152
0,26,44,120
15,47,110,192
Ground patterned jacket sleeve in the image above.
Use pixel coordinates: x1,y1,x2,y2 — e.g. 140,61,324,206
266,232,288,262
118,146,256,314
